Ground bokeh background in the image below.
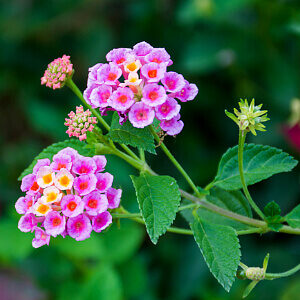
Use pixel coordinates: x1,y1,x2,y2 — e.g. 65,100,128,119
1,0,300,299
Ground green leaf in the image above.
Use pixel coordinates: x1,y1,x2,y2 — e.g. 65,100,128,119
131,173,181,244
108,112,156,154
214,144,298,190
191,218,241,292
264,201,283,232
285,204,300,228
18,139,94,181
181,187,252,230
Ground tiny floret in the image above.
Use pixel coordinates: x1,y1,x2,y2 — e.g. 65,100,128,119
16,147,121,248
225,99,269,135
41,55,73,89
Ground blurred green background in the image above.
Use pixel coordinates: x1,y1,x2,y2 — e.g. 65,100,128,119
1,0,300,299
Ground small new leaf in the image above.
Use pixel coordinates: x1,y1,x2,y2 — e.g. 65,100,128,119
108,112,156,154
131,173,181,244
191,218,241,292
285,204,300,228
18,139,94,181
264,201,283,232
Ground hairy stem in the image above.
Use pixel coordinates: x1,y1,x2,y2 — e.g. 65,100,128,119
150,126,201,197
238,130,265,220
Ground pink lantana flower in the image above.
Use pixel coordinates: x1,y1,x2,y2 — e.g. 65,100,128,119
15,195,35,215
61,195,84,218
172,80,198,102
89,85,112,109
97,62,122,85
141,62,166,83
161,72,185,93
32,228,50,248
128,102,155,128
16,147,121,248
92,211,112,232
106,187,122,209
106,48,134,65
142,83,167,107
83,42,198,135
145,48,172,66
36,166,55,189
160,114,184,136
67,214,92,241
83,191,108,216
21,174,40,194
72,157,97,175
50,153,72,172
18,214,38,233
44,211,66,237
93,155,107,172
155,97,181,120
95,172,114,192
54,168,74,190
33,159,50,174
133,41,153,57
41,55,73,89
65,106,97,141
74,174,97,196
108,87,135,111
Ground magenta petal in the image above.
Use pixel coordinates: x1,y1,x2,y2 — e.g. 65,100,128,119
106,187,122,209
92,211,112,233
67,214,92,241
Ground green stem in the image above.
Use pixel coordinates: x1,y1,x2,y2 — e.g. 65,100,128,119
139,148,145,162
66,78,110,131
178,203,198,211
236,228,264,235
66,78,140,161
115,208,193,236
150,126,201,197
265,264,300,280
111,213,141,219
238,130,265,220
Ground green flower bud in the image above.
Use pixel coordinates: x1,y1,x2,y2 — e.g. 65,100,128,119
225,99,269,135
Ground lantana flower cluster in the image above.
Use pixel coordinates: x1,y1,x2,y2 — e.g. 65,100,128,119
64,106,97,141
41,55,73,90
83,41,198,135
16,147,121,248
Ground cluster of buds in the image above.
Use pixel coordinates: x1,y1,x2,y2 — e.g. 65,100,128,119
41,55,73,89
83,41,198,136
16,147,121,248
64,106,97,141
226,99,269,135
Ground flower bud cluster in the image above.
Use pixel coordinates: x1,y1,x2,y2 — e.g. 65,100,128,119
41,55,73,89
64,106,97,141
226,99,269,135
16,147,121,248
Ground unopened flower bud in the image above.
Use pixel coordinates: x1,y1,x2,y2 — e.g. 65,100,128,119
41,55,73,90
225,98,269,135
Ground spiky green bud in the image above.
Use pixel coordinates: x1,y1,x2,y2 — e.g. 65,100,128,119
225,99,269,135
